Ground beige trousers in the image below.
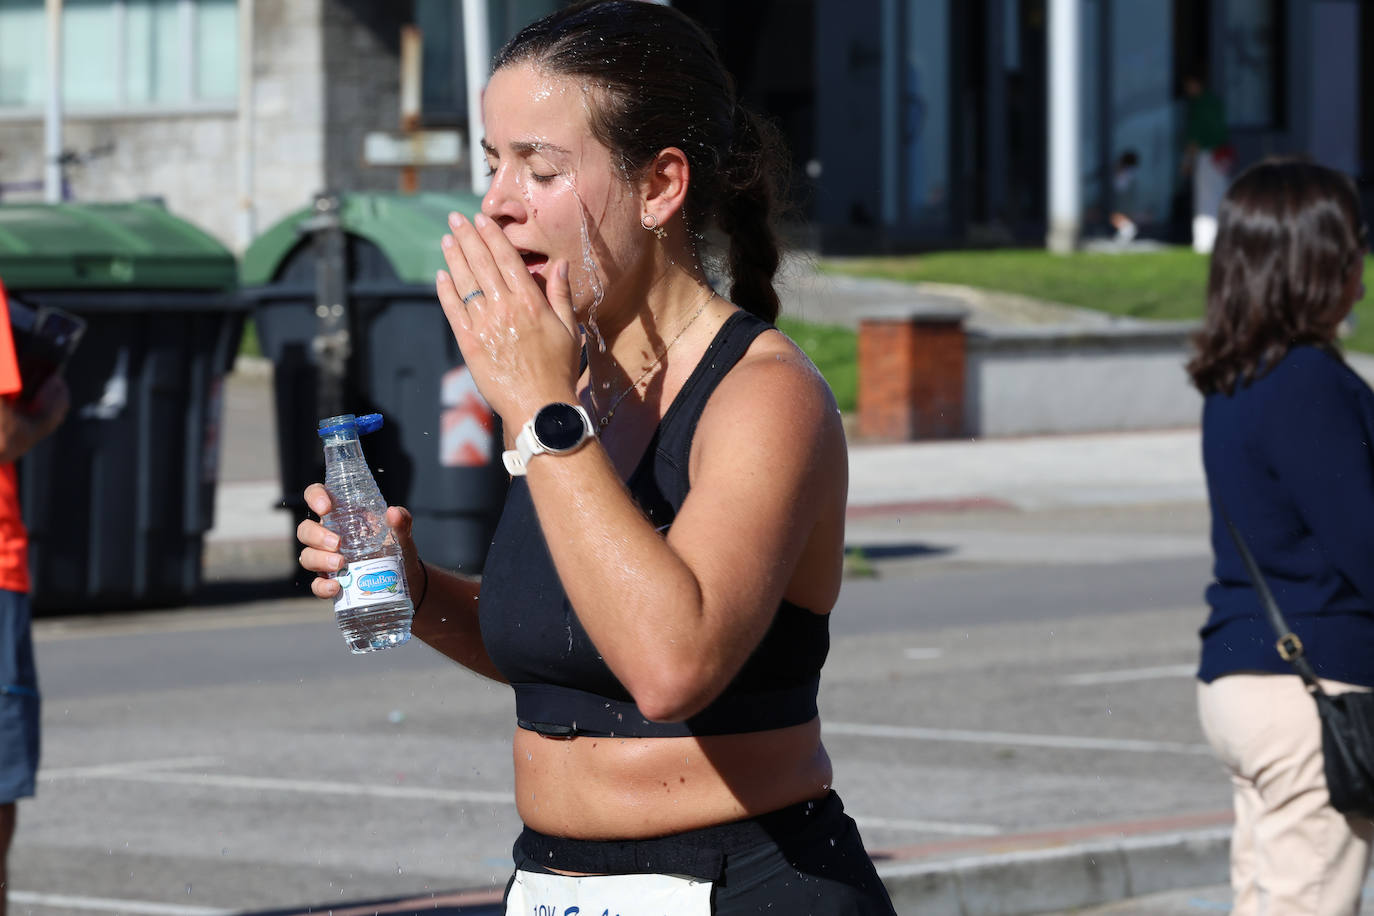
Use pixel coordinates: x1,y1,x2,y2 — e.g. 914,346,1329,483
1198,674,1374,915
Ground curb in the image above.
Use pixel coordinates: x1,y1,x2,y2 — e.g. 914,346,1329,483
875,826,1230,915
245,826,1231,916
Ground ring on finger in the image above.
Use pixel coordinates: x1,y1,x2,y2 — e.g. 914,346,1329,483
461,288,485,304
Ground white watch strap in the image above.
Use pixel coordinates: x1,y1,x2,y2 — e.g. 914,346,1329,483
500,405,593,476
502,423,537,476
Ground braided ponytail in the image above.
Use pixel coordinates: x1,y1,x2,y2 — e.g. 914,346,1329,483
718,107,784,324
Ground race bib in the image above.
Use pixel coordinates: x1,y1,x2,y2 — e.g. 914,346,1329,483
505,868,712,916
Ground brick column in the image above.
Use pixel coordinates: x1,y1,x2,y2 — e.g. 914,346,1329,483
857,305,968,441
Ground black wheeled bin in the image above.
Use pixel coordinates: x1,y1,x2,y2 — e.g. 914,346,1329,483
240,191,507,575
0,201,244,610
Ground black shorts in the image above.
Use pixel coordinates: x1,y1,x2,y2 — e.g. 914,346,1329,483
505,791,896,915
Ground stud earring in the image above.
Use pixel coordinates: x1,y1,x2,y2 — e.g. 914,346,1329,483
641,213,667,240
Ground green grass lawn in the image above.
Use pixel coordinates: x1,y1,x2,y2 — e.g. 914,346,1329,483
237,246,1374,416
822,248,1213,321
818,247,1374,353
787,248,1374,411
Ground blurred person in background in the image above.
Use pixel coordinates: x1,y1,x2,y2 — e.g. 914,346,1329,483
0,279,70,916
1109,149,1144,243
1181,73,1233,254
297,2,896,913
1189,157,1373,915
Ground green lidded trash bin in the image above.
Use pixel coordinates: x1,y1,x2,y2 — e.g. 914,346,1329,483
0,201,244,610
241,191,508,576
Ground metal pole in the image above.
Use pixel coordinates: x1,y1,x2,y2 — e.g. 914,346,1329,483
235,0,256,250
1046,0,1080,253
461,0,490,195
43,0,63,203
878,0,899,228
306,193,350,422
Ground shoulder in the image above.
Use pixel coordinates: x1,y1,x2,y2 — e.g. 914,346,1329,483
1266,346,1368,403
693,317,843,462
1255,345,1374,438
716,322,837,417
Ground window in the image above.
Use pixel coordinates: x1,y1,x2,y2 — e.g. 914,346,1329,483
0,0,236,111
898,0,951,230
413,0,562,122
1222,0,1284,129
0,0,45,106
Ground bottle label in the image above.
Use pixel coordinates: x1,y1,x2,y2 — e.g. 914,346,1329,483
334,556,408,612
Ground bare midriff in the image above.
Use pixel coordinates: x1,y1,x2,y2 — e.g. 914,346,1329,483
511,717,833,840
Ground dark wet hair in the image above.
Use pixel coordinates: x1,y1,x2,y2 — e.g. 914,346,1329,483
493,0,786,323
1187,157,1367,396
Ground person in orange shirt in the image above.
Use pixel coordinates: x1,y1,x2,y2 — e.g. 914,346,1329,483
0,280,68,916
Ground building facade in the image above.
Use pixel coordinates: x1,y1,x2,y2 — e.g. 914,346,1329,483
0,0,1366,254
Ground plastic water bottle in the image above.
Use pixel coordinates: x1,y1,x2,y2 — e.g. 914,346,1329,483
317,413,413,653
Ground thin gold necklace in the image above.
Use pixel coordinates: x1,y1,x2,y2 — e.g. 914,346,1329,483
592,288,717,430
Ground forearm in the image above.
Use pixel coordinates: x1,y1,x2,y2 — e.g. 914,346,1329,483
524,445,721,711
411,563,507,681
0,380,68,464
0,407,44,465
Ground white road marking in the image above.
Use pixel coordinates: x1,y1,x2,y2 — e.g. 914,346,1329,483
43,765,513,805
1060,664,1197,685
8,891,233,916
38,757,990,836
40,757,223,780
825,721,1212,755
850,815,1001,836
34,606,323,642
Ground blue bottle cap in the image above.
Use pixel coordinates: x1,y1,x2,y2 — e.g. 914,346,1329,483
317,413,384,438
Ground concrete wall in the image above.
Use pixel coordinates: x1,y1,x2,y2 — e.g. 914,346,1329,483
0,0,328,251
321,0,420,197
966,323,1202,437
0,0,433,253
251,0,329,242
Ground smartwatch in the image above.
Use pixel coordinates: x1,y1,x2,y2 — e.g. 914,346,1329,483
502,403,595,476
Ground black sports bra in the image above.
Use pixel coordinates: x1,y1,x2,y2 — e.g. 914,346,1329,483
478,310,830,737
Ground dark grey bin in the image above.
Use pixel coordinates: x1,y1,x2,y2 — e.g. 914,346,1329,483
241,192,507,576
0,201,243,610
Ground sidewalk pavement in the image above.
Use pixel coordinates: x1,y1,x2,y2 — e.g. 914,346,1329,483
210,421,1207,548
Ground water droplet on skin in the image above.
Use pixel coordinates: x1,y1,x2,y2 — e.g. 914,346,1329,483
560,176,607,351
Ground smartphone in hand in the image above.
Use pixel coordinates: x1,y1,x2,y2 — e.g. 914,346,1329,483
8,298,86,403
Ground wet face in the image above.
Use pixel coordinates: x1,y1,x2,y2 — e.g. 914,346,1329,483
479,62,646,321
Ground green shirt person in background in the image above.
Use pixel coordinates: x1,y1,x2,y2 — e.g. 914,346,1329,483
1182,75,1233,254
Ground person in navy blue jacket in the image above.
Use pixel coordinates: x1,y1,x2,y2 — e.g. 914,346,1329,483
1189,157,1373,915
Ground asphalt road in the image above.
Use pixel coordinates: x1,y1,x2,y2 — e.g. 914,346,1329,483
5,366,1253,915
8,496,1240,916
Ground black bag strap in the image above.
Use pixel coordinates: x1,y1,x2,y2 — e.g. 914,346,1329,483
1222,511,1328,695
